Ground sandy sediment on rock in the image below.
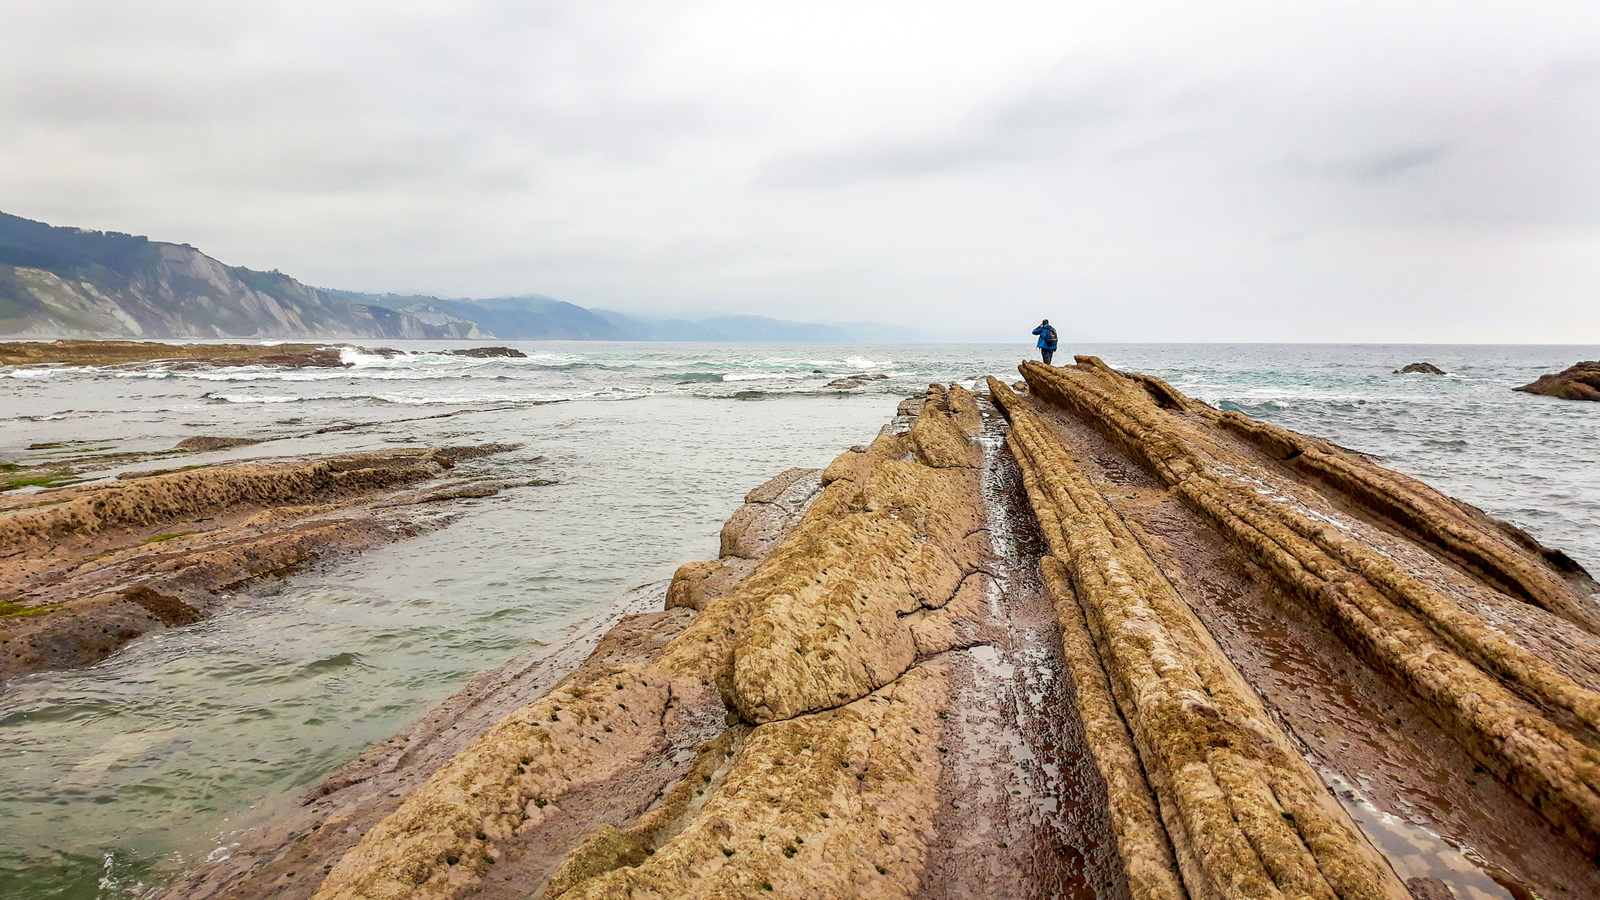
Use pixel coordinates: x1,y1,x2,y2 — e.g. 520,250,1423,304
0,443,517,679
1004,358,1600,860
304,385,988,900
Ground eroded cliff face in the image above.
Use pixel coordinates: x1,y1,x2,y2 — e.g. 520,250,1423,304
162,370,1600,900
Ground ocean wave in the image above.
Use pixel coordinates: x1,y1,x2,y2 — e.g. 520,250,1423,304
199,388,634,406
1217,400,1286,415
204,392,303,404
1,366,116,379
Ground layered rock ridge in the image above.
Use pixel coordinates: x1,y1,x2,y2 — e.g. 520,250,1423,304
1,444,517,678
992,376,1406,900
993,358,1600,899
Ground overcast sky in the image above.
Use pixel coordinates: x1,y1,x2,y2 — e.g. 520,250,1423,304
1,1,1597,341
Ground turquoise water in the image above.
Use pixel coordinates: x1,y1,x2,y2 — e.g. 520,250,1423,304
1,341,1595,897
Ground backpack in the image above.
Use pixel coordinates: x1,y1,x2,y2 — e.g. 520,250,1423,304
1043,325,1057,346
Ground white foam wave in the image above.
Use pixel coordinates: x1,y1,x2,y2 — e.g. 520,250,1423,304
208,393,300,404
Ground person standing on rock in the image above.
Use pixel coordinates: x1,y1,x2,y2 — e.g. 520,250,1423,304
1032,319,1059,365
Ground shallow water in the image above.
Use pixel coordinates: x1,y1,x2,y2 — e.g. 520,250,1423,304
1,341,1596,897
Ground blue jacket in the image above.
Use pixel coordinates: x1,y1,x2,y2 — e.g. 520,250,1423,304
1032,324,1058,350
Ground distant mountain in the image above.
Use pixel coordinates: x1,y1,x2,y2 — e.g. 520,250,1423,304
0,211,478,340
0,211,899,342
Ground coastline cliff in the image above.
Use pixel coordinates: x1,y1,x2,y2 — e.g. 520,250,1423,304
145,361,1600,900
0,211,881,341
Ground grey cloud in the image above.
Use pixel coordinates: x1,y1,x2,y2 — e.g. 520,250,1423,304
1345,146,1451,180
1,2,1598,341
1286,145,1452,182
758,69,1166,188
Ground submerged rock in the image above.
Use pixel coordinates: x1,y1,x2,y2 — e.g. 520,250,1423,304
1515,360,1600,401
827,372,888,389
174,435,262,452
1394,361,1446,375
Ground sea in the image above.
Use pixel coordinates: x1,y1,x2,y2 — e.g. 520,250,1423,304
1,341,1596,898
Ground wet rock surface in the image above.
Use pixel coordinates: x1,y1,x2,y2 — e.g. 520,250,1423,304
174,435,264,453
0,444,519,680
159,366,1600,900
828,373,890,389
1393,362,1446,375
994,358,1600,900
1514,360,1600,401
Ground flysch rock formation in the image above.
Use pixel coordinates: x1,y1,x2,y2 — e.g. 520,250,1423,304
159,369,1600,900
0,444,519,679
1514,360,1600,402
0,339,354,368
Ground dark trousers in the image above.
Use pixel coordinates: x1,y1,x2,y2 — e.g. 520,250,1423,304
1041,347,1055,365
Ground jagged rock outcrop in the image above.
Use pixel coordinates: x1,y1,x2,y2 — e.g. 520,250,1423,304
0,444,518,678
1393,362,1445,375
1515,361,1600,401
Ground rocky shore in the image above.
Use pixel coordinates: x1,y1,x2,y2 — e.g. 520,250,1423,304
0,443,518,679
153,363,1600,900
0,339,529,369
